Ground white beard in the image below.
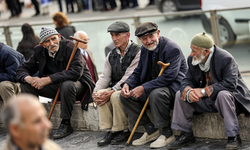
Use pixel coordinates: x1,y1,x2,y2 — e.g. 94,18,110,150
144,39,159,51
192,54,205,66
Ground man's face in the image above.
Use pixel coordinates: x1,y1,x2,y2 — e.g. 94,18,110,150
190,44,207,66
17,102,52,147
78,33,89,49
139,30,160,51
110,32,130,48
40,34,61,53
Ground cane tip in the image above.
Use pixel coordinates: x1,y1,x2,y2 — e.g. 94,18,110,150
125,142,130,146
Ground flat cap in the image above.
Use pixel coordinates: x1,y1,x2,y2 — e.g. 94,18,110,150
107,21,130,33
135,22,158,37
191,32,214,49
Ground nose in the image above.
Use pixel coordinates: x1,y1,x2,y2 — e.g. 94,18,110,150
49,40,54,46
146,38,151,44
43,118,52,129
190,51,195,57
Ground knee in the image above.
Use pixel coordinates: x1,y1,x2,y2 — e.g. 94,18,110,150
0,81,13,91
216,90,234,103
110,91,121,104
61,81,75,93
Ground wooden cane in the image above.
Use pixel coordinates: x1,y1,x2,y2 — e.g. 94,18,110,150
126,61,170,145
48,36,87,120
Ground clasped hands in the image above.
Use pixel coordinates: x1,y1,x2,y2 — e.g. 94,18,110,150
187,88,203,102
121,83,144,98
24,76,52,90
92,90,114,106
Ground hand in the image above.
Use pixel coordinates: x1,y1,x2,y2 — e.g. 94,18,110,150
188,88,202,102
24,76,39,84
98,90,114,106
92,91,102,105
130,86,144,98
31,77,52,90
121,83,131,98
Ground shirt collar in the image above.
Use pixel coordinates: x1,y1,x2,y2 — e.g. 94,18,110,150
116,40,131,55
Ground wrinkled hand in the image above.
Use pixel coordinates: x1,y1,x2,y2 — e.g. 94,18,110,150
188,88,202,102
31,77,52,90
130,86,144,98
121,83,131,98
24,76,39,84
98,90,114,106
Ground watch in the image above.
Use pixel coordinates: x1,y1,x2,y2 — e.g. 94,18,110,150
201,88,206,97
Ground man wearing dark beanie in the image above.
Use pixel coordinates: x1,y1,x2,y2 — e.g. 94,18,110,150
16,27,95,140
120,22,187,148
168,32,250,150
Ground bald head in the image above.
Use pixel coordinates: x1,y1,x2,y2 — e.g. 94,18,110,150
74,31,89,49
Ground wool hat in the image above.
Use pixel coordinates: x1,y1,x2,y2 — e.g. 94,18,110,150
39,27,59,43
191,32,214,49
135,22,158,38
107,21,130,33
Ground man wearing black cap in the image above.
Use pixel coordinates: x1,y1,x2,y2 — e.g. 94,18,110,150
120,22,187,148
92,21,141,146
167,32,250,150
16,27,95,140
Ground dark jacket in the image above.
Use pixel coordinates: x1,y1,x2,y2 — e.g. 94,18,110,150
180,45,250,114
0,42,25,82
16,46,34,61
123,36,187,94
16,37,95,110
56,25,76,40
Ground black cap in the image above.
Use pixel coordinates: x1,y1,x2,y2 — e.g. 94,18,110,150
107,21,130,33
135,22,158,37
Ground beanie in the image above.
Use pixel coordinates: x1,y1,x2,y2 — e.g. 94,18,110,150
191,32,214,49
39,27,59,43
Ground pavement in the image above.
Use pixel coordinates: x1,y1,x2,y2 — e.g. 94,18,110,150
1,128,250,150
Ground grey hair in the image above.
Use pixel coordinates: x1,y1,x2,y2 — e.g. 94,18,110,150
2,94,39,132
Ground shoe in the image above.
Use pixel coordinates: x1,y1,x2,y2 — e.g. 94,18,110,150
132,130,160,146
225,134,241,150
167,131,196,149
52,124,74,139
97,131,117,146
150,134,176,148
111,131,130,145
32,13,40,17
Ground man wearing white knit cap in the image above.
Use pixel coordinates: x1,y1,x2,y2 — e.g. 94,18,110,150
16,27,95,140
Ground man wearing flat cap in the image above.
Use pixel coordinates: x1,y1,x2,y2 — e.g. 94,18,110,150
16,27,95,140
167,32,250,150
120,22,187,148
92,21,141,146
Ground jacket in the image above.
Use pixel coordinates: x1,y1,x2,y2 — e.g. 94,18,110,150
180,45,250,114
56,25,76,40
123,36,187,94
16,37,95,110
0,42,25,82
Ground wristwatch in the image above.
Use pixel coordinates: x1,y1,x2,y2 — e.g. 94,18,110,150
111,87,117,92
201,88,206,97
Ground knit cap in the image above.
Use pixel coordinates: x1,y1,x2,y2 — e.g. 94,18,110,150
191,32,214,49
39,27,59,43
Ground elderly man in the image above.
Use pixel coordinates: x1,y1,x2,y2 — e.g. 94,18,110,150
167,32,250,150
120,22,187,148
0,42,25,103
1,94,61,150
74,31,98,83
92,21,141,146
16,27,95,140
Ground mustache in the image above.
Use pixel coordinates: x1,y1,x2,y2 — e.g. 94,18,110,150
48,44,58,49
146,41,154,46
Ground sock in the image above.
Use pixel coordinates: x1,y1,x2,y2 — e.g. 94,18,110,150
161,127,173,138
61,119,70,125
143,122,157,135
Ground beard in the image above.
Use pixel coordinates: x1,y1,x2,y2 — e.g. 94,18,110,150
192,53,205,66
47,44,59,52
144,39,159,51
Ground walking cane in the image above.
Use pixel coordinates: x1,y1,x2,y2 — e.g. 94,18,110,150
48,36,87,120
126,61,170,145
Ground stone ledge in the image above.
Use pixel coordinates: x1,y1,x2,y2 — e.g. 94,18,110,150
1,101,250,141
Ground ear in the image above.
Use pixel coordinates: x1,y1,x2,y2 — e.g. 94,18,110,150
203,49,210,57
157,30,160,38
39,43,46,48
127,32,130,39
58,34,61,39
9,124,21,138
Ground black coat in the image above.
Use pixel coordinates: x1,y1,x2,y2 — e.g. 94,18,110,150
56,25,76,40
16,37,95,110
180,45,250,114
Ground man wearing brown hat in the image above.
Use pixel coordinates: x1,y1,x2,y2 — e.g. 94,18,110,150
92,21,141,146
16,27,95,140
167,32,250,150
120,22,187,148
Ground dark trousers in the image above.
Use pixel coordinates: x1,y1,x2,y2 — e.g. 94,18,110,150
57,0,63,12
120,0,130,8
6,0,20,16
31,0,40,14
103,0,117,10
20,80,87,119
130,0,138,7
120,87,175,130
65,0,75,12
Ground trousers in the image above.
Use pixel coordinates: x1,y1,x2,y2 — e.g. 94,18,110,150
0,81,20,103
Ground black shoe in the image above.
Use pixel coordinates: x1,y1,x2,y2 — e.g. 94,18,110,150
97,131,118,146
226,134,241,150
32,13,40,17
52,124,74,140
167,131,196,149
111,131,130,145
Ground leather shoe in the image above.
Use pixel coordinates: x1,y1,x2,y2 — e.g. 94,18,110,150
111,131,130,145
97,131,117,146
226,134,241,150
52,124,74,140
167,131,196,149
132,130,160,146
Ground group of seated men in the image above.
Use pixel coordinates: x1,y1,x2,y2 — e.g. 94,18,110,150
1,20,250,150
